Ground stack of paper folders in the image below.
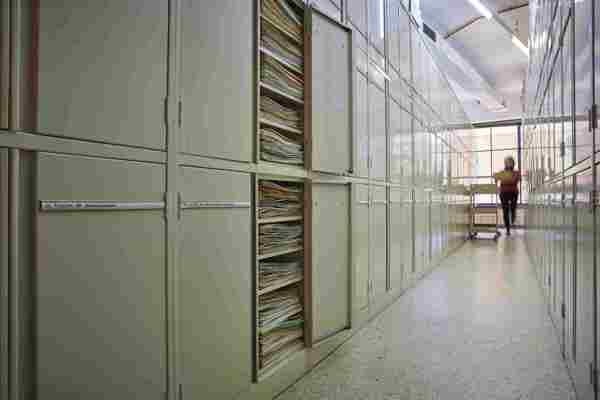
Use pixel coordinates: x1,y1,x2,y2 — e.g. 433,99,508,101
259,259,303,291
259,223,303,254
261,0,303,43
260,95,303,130
261,54,304,99
261,22,303,71
260,331,304,369
261,127,303,164
259,287,303,335
259,180,303,219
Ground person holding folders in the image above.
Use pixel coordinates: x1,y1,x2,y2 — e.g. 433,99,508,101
494,156,521,236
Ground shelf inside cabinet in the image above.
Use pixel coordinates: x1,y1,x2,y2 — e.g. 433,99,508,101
260,82,304,106
258,276,303,295
260,118,303,136
258,247,303,260
259,46,303,74
258,215,303,224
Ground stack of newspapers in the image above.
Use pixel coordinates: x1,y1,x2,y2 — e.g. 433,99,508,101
261,22,303,71
259,258,303,291
261,0,303,43
260,95,302,130
259,223,303,254
259,180,302,219
261,54,304,99
260,127,303,164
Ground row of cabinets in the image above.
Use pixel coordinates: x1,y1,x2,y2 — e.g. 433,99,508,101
526,166,599,400
0,150,470,400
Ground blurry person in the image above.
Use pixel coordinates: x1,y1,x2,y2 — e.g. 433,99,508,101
494,156,521,236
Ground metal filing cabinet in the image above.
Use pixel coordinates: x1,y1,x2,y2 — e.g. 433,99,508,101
311,182,350,342
311,10,352,175
369,83,387,181
180,0,253,162
37,1,167,149
36,154,166,400
178,167,252,400
311,0,342,22
353,184,369,311
370,186,387,300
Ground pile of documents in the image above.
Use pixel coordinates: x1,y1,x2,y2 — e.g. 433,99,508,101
260,95,303,130
261,22,303,71
259,287,303,334
261,0,303,43
261,127,303,164
261,333,304,369
259,181,303,219
259,223,303,254
261,54,304,99
259,259,303,291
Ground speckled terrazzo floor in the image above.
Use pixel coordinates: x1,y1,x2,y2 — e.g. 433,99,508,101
278,233,576,400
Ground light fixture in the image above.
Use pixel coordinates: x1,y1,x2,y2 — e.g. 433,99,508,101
512,35,529,56
467,0,493,19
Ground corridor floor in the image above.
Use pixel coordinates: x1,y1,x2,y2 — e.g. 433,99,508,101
278,234,576,400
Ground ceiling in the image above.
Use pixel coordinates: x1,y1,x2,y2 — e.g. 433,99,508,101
419,0,529,123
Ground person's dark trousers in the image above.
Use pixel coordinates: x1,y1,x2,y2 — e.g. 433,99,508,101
499,191,518,231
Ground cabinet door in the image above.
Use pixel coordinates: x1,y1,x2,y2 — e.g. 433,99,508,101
311,11,352,174
370,186,387,299
36,154,166,400
179,168,252,400
311,0,342,21
312,183,350,341
355,71,369,178
346,0,367,37
0,149,6,399
37,1,167,149
181,0,253,162
389,188,410,291
369,84,387,181
574,171,595,399
353,184,369,311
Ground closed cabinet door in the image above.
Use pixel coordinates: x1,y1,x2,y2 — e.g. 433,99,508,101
355,71,369,178
369,83,387,181
180,0,253,162
389,188,410,291
312,183,350,341
179,167,252,400
353,184,369,311
574,171,595,399
346,0,367,36
311,10,352,174
36,154,166,400
37,1,167,149
370,186,387,300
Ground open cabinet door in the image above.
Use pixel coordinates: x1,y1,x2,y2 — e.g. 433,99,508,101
0,148,7,400
311,182,350,342
310,8,353,175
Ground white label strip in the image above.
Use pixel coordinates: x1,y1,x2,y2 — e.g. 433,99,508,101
40,201,165,211
181,201,251,209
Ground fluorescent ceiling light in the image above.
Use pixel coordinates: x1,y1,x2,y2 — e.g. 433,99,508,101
512,35,530,56
467,0,493,19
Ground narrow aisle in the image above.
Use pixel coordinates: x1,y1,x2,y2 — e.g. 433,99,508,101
278,235,576,400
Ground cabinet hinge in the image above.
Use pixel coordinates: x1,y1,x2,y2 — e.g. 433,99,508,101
589,104,598,132
561,303,565,319
560,141,565,157
590,363,598,392
178,100,183,128
177,192,182,220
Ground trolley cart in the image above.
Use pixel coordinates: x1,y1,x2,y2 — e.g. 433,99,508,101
468,183,500,240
